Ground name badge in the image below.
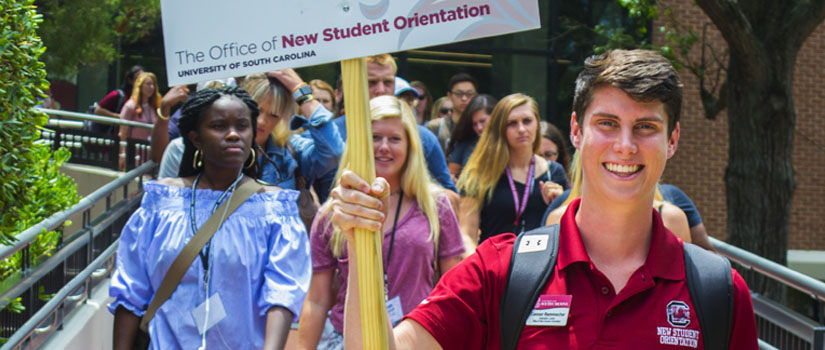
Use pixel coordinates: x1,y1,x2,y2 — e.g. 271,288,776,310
191,293,227,334
386,295,404,326
517,234,549,253
525,295,572,327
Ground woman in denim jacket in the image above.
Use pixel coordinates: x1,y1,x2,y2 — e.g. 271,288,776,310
243,71,343,191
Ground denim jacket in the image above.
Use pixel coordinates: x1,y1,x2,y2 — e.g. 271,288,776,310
260,104,343,190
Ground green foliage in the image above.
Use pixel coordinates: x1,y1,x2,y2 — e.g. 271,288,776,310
37,285,53,301
34,0,160,78
592,0,657,52
595,0,704,71
600,0,726,119
549,0,653,123
0,0,79,311
4,297,24,313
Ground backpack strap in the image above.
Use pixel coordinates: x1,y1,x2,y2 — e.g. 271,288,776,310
683,242,733,350
114,89,126,113
499,224,560,350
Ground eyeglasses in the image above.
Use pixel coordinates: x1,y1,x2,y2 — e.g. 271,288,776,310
450,90,477,99
439,107,453,115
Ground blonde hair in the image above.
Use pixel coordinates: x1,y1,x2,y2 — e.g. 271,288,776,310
309,79,336,111
242,73,297,146
430,96,451,122
563,150,663,206
457,93,541,210
309,79,334,96
130,72,161,114
328,95,441,257
366,53,397,74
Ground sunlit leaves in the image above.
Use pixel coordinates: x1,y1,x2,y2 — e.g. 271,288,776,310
35,0,160,77
0,0,79,314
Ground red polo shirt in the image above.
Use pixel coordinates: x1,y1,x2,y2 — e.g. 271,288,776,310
406,198,757,349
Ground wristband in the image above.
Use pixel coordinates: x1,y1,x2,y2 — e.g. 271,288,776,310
297,94,316,106
292,84,313,102
291,82,309,94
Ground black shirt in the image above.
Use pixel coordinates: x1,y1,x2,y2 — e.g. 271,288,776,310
478,171,551,243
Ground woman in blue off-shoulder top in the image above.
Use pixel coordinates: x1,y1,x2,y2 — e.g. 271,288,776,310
109,86,311,350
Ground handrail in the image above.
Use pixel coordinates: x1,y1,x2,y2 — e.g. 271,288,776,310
0,161,155,262
0,194,141,310
751,293,824,345
39,129,149,149
45,119,84,129
758,339,779,350
36,107,153,130
0,241,119,350
711,237,825,302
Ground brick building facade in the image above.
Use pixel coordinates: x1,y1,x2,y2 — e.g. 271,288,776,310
655,1,825,251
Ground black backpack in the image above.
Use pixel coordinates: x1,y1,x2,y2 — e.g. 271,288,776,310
500,225,733,350
84,89,126,135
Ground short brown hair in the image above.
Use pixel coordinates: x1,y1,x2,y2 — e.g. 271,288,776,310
572,49,682,135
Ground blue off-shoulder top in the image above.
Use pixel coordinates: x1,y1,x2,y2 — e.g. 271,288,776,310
108,181,311,349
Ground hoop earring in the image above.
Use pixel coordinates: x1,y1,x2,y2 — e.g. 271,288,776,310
193,149,202,169
245,148,256,169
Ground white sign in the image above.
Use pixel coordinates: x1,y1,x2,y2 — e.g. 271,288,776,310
160,0,541,86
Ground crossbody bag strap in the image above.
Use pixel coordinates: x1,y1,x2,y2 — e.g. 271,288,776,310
499,224,560,350
139,179,264,332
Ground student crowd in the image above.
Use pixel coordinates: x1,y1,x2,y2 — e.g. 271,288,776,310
99,49,756,349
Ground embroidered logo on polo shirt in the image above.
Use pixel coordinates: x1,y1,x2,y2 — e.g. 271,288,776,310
657,301,699,348
666,301,691,327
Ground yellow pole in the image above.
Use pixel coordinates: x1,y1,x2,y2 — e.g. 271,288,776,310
341,57,389,348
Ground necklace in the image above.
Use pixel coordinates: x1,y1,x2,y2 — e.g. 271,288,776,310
189,172,244,287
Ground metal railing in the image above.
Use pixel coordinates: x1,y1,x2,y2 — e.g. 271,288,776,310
712,237,825,349
37,108,153,131
0,162,155,350
37,108,153,171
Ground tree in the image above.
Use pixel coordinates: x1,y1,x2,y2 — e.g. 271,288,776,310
695,0,825,295
0,0,79,316
614,0,825,297
34,0,160,77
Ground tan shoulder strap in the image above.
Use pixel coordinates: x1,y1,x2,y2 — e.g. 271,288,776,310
139,179,264,332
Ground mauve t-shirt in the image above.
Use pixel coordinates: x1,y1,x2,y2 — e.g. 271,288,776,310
119,99,156,141
310,193,465,333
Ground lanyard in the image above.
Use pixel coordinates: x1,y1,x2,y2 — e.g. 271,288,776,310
189,172,244,284
383,190,404,300
505,156,535,229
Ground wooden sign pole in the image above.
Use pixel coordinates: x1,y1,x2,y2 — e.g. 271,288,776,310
340,57,389,348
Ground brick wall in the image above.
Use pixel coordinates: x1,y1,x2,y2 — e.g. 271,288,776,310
655,1,825,250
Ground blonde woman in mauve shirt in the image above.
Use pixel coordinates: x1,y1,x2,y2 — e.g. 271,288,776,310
296,96,465,350
119,71,161,141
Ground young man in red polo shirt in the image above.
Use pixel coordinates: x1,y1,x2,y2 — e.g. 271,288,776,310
329,49,758,349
